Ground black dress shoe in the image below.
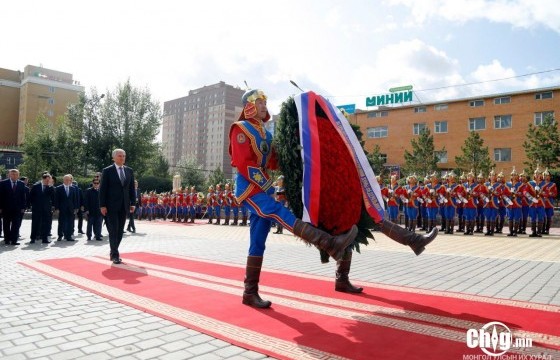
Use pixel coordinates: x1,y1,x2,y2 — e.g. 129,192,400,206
112,258,122,264
87,238,92,241
42,240,51,244
78,231,84,234
95,238,102,241
66,238,75,241
57,237,62,241
11,242,20,245
30,240,36,244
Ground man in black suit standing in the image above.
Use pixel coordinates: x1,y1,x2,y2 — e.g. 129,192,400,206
0,169,27,245
84,178,103,241
54,174,79,241
29,173,55,244
99,148,136,264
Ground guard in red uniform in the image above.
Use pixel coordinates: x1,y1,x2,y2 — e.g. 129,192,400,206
542,169,557,235
229,88,358,308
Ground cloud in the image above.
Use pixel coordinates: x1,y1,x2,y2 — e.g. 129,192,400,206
389,0,560,33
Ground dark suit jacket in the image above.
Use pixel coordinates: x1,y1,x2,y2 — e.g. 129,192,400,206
0,179,27,213
29,182,55,212
54,184,79,212
84,187,102,217
99,164,136,213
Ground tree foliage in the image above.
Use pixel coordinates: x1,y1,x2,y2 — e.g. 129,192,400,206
522,114,560,172
18,114,81,181
67,80,162,177
206,166,227,189
144,148,170,177
175,157,205,190
402,128,442,178
366,144,386,177
454,131,494,176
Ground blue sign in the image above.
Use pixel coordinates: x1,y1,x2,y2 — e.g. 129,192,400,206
337,104,356,114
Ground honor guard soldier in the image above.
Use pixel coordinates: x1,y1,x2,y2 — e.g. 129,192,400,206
504,168,522,237
405,174,422,233
463,170,478,235
473,172,486,233
541,169,557,235
222,183,234,225
214,183,223,225
425,172,440,233
206,186,216,224
229,88,357,308
482,170,500,236
495,171,508,233
528,167,545,237
386,174,400,223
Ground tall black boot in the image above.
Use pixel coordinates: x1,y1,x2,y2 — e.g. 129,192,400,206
458,217,464,232
485,221,494,236
242,256,271,308
335,250,363,293
207,213,213,224
409,220,416,233
440,217,447,232
529,222,541,237
446,219,454,234
538,221,545,236
222,215,230,225
231,216,238,226
520,218,528,234
292,219,358,261
507,220,517,237
214,216,221,225
545,217,552,235
380,220,438,256
240,216,248,226
274,224,283,234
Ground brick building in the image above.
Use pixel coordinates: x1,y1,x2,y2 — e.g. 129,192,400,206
353,86,560,175
0,65,84,146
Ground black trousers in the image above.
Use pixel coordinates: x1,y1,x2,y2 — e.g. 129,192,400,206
59,209,75,240
31,210,52,240
2,210,21,243
127,212,136,231
106,207,127,260
87,214,103,239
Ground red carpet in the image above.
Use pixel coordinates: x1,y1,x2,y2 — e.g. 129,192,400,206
21,252,560,360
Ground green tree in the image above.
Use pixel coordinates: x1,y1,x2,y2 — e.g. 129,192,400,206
366,144,386,176
68,80,162,177
176,157,205,190
454,131,494,176
522,114,560,172
145,148,170,177
402,128,442,178
206,166,227,189
18,113,84,181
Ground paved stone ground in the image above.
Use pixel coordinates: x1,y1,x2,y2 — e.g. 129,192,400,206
1,218,559,359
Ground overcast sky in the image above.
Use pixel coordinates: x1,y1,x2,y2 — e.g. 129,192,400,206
3,0,559,114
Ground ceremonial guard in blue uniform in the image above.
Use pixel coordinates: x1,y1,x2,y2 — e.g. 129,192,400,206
229,89,358,308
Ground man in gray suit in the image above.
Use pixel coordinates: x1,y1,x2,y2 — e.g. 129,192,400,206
99,149,136,264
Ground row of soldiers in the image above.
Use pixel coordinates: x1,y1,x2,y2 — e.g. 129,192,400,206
137,183,250,226
380,167,557,237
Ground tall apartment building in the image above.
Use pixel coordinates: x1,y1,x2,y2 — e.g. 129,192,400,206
162,82,245,179
0,65,84,146
353,86,559,174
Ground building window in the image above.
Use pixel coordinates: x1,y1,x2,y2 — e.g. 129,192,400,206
435,151,448,164
534,111,555,126
494,96,511,104
367,126,388,138
494,115,512,129
494,148,512,162
47,110,54,117
48,98,55,105
6,156,15,165
535,91,553,100
413,123,427,135
469,117,486,131
48,86,55,93
434,104,448,111
414,106,426,113
469,99,484,107
367,111,388,118
434,121,448,133
379,154,387,163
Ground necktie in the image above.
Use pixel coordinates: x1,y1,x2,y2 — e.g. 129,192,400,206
12,182,16,191
119,167,126,185
65,186,69,197
42,185,45,193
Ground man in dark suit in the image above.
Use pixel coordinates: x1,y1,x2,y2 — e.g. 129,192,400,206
29,173,55,243
99,149,136,264
84,178,103,241
54,174,79,241
0,169,27,245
